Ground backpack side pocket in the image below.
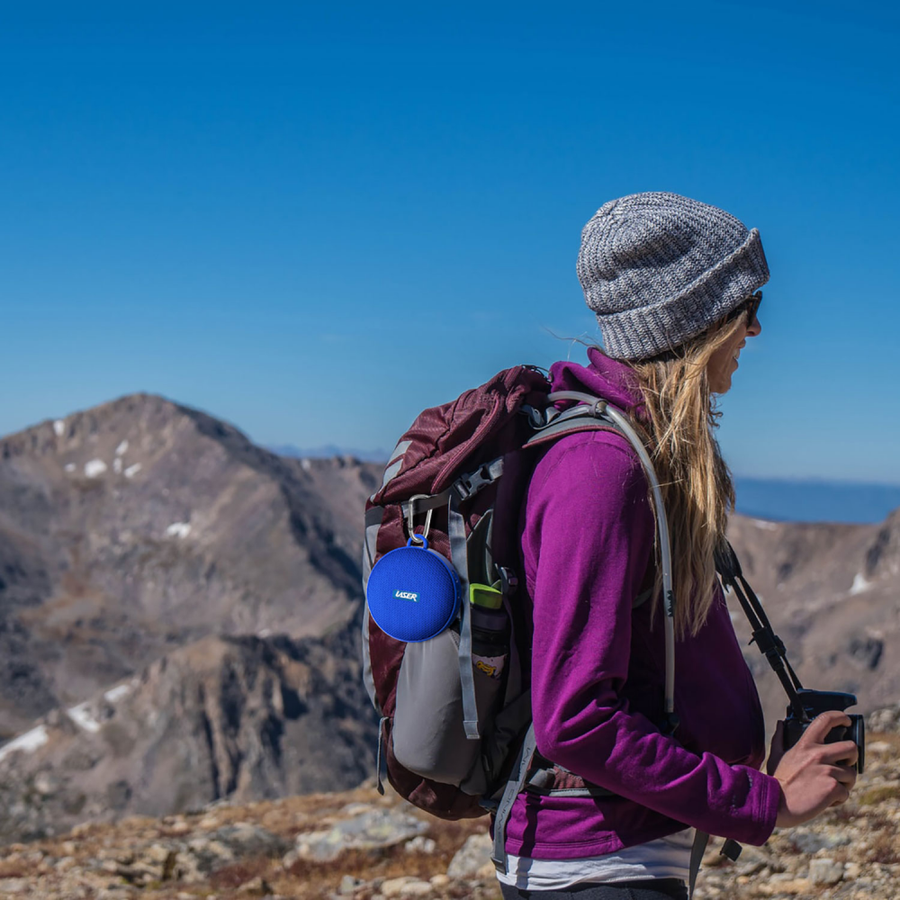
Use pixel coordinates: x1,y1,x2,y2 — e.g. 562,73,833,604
392,627,506,787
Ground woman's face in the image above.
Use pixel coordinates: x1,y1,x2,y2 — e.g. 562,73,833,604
707,304,762,394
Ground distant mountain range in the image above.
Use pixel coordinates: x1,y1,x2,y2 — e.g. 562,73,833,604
270,444,390,464
733,477,900,524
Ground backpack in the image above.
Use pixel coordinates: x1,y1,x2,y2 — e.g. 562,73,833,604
360,365,678,864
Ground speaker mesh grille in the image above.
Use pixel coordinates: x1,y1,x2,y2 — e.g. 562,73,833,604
367,546,460,642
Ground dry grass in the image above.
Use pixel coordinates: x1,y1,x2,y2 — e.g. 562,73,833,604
0,860,29,879
276,817,488,899
209,856,272,890
0,785,494,900
859,783,900,806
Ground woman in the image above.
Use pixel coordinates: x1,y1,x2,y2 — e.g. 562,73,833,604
499,193,858,899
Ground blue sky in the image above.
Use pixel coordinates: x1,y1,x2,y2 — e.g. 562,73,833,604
2,1,898,483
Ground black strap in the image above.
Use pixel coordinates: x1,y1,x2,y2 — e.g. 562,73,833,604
715,541,806,717
688,830,709,898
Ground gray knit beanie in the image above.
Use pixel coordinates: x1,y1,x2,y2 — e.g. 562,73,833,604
577,192,769,360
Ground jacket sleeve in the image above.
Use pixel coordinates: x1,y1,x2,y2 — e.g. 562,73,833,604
523,432,780,845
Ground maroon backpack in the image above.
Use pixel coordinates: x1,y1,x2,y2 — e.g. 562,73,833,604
360,365,637,821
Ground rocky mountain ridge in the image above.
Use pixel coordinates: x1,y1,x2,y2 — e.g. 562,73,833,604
726,509,900,725
0,393,381,737
0,626,378,845
0,394,382,844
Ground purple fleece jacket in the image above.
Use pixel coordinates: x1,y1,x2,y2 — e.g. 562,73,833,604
505,348,781,859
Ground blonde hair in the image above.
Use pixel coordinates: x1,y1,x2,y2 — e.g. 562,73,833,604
627,315,746,638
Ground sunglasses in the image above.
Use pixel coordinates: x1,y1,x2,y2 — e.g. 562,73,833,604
726,291,762,326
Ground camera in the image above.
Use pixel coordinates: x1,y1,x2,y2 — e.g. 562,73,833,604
783,689,865,774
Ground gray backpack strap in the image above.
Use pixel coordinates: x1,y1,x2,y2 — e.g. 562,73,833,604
448,492,479,740
688,830,709,898
361,506,384,714
491,722,539,875
362,505,384,589
447,456,506,742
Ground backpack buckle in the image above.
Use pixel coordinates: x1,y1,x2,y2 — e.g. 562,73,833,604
454,458,504,502
498,566,518,597
521,405,549,428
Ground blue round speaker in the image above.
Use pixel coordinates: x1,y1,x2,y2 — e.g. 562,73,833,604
366,537,461,642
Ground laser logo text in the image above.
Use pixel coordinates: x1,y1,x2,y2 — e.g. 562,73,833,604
395,590,419,602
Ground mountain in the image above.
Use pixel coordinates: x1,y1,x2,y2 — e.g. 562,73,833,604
0,628,376,843
0,394,385,841
727,508,900,725
0,394,381,736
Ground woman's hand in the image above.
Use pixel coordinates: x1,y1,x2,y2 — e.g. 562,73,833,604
771,710,858,828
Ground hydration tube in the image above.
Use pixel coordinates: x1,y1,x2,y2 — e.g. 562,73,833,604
546,392,677,724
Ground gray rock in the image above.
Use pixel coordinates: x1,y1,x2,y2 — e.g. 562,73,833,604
380,877,433,898
868,706,900,733
790,827,852,854
339,875,365,894
447,832,493,879
405,835,437,855
809,857,844,885
296,809,429,862
186,837,236,874
237,876,273,895
209,823,291,859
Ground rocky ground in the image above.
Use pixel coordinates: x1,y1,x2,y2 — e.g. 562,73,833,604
0,723,897,900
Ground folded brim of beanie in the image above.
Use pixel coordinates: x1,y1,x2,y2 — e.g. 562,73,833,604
597,228,770,361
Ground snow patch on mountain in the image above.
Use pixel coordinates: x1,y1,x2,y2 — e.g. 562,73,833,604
850,572,873,595
0,725,49,762
85,459,108,478
67,703,101,734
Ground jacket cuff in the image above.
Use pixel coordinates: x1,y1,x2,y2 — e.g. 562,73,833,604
747,770,782,846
